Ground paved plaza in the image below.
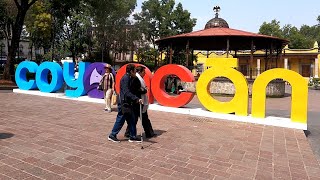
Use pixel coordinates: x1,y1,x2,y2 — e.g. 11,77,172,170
0,91,320,179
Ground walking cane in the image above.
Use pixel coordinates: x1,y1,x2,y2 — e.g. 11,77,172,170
140,103,144,149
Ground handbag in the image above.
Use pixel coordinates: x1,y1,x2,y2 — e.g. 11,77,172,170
111,91,117,105
121,102,132,114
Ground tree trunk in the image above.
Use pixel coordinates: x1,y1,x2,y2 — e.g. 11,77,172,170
71,49,76,63
2,7,28,80
153,43,157,68
1,0,38,80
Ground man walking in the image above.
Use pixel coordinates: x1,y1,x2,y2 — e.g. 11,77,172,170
108,64,143,143
125,66,155,138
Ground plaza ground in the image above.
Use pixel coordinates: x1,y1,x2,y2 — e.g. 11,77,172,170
0,90,320,179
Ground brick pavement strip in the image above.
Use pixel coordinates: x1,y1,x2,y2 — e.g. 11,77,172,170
0,93,320,180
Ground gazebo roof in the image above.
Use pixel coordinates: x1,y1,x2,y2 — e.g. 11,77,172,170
156,27,289,51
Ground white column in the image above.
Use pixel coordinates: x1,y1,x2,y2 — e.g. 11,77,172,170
257,59,261,75
315,58,319,78
284,58,288,69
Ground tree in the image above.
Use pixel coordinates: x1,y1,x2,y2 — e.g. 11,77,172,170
87,0,136,64
2,0,38,80
258,19,283,38
172,3,196,35
0,0,17,63
57,1,92,62
259,18,320,49
134,0,196,67
24,0,52,52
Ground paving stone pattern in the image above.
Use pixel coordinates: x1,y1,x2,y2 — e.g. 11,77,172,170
0,93,320,180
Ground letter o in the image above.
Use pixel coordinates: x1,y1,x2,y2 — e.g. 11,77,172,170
196,67,248,116
151,64,195,107
36,62,63,93
115,63,153,103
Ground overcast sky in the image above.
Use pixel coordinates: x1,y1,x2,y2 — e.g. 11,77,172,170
135,0,320,33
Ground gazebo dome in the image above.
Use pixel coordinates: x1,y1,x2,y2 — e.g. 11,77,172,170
205,6,229,29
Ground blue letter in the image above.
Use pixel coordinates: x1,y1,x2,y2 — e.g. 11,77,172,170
36,62,63,93
63,62,90,97
15,61,38,90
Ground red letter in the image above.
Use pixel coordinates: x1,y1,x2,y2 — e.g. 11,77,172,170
151,64,195,107
115,63,154,103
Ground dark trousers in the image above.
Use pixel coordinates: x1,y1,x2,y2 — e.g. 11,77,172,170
125,104,154,137
110,104,137,138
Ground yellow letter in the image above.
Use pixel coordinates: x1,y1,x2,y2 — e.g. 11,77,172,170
251,68,308,124
196,67,248,116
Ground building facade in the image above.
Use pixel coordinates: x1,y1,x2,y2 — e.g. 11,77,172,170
194,42,320,79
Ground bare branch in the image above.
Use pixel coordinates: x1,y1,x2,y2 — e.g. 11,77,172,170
13,0,21,9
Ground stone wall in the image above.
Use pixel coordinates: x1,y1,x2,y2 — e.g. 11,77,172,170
182,78,285,97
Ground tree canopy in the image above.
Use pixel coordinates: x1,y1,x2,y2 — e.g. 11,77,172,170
259,18,320,49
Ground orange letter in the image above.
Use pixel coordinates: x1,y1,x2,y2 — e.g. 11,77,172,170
151,64,195,107
115,63,154,103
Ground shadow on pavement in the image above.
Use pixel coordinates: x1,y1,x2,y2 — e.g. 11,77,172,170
0,133,14,139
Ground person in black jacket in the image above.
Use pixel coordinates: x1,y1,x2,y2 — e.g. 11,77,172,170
108,64,143,143
124,66,155,138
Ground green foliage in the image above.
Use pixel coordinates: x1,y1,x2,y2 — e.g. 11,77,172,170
172,3,196,35
88,0,137,54
0,0,16,39
25,0,52,48
259,18,320,49
259,20,283,38
309,78,320,88
136,47,157,70
58,1,92,61
134,0,196,46
133,0,196,68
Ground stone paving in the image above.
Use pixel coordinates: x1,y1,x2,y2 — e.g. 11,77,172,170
0,93,320,180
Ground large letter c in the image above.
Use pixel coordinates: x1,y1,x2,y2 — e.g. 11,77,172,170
151,64,195,108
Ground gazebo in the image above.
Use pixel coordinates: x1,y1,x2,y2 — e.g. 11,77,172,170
155,6,289,79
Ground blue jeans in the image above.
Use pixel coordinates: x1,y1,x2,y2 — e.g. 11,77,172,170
110,104,137,138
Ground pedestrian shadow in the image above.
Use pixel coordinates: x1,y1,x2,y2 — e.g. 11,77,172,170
141,129,167,143
0,133,14,139
153,130,166,137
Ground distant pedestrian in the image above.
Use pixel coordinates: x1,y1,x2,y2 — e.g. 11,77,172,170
108,64,143,143
100,64,115,112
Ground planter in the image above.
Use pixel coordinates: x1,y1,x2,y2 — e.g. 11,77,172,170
182,78,286,97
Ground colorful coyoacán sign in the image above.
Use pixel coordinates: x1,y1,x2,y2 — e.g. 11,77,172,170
15,61,308,129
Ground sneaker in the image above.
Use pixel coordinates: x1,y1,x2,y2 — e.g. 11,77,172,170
104,109,112,113
124,134,130,139
128,137,142,143
108,135,120,143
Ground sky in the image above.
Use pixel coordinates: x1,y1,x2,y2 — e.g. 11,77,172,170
135,0,320,33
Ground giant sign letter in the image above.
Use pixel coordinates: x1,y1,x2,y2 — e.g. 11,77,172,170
196,67,248,116
63,62,90,98
36,62,63,93
251,68,308,124
115,63,154,104
15,61,38,90
151,64,195,107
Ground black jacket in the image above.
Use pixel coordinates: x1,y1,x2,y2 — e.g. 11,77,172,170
130,76,147,99
119,73,139,105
